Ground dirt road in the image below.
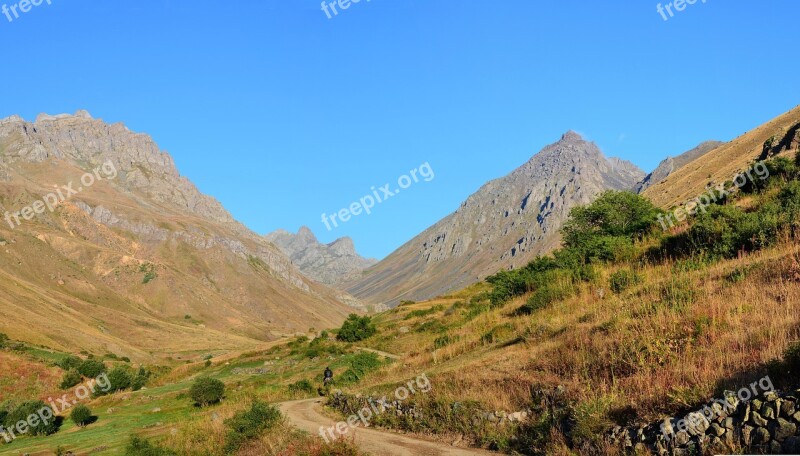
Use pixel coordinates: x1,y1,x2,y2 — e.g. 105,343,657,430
279,398,496,456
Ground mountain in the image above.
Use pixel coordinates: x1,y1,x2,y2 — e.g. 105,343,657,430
0,111,356,360
345,131,645,307
643,105,800,208
265,226,377,287
635,140,725,193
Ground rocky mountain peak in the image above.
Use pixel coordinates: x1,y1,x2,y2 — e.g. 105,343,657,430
265,227,376,286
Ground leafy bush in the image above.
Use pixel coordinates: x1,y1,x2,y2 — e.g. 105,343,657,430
70,404,93,427
56,355,82,371
224,400,282,453
660,279,695,312
516,285,572,315
190,377,225,406
105,367,132,392
131,366,151,391
434,334,456,349
609,269,642,294
60,369,83,389
78,359,106,378
336,314,377,342
124,436,177,456
0,333,8,349
338,352,382,385
288,379,316,395
3,401,58,436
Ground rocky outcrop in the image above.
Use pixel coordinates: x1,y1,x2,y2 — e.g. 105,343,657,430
636,141,724,193
610,387,800,455
265,226,377,287
346,132,645,307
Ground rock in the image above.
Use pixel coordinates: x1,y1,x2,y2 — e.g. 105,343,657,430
743,425,755,446
750,411,768,427
710,423,725,437
761,401,777,420
770,440,783,454
675,430,690,446
781,399,796,418
752,427,771,445
768,417,796,441
783,436,800,453
151,407,161,413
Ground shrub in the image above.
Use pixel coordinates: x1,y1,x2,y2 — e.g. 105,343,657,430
190,377,225,406
56,355,82,371
660,279,695,312
338,352,382,385
336,314,377,342
124,436,177,456
224,400,282,453
131,366,151,391
434,334,456,349
784,342,800,376
609,269,642,294
0,333,8,349
60,369,83,389
288,379,316,395
78,359,106,378
3,401,58,436
70,404,93,427
516,285,572,315
106,367,133,392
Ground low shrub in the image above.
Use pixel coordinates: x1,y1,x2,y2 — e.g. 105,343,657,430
609,269,642,294
336,315,377,342
60,369,82,389
78,359,106,378
56,355,82,371
124,436,177,456
289,379,316,395
224,400,282,453
190,377,225,406
3,401,58,436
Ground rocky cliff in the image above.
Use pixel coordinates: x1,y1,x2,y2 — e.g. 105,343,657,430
346,131,645,307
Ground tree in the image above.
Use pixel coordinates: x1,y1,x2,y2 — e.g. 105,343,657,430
4,401,58,436
106,367,132,392
56,355,82,371
70,404,93,427
336,314,377,342
561,191,660,262
190,377,225,406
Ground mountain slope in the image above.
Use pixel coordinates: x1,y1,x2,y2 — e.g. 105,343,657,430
345,132,645,306
265,226,377,287
0,111,355,360
635,140,724,193
643,105,800,208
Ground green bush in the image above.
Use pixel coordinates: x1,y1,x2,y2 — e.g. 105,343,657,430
78,359,106,378
224,400,282,453
131,366,151,391
288,379,316,395
70,404,93,427
434,334,456,349
336,314,377,342
60,369,83,389
516,285,572,315
190,377,225,406
0,333,8,349
784,342,800,376
124,436,177,456
338,352,383,385
3,401,58,436
105,367,132,392
609,269,642,294
56,355,82,371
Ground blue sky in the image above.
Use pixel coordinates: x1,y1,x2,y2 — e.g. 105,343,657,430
1,0,798,259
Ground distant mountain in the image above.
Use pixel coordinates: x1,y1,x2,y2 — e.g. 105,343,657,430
345,131,645,307
635,141,724,193
265,227,377,287
0,111,356,359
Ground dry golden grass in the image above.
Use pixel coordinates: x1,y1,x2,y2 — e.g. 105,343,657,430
356,238,800,428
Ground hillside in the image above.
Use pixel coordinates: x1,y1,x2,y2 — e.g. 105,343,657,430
0,112,356,360
644,105,800,208
346,132,644,307
634,140,725,193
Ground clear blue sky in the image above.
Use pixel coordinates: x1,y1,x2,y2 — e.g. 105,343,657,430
1,0,798,259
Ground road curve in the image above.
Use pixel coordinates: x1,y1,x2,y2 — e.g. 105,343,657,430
279,398,496,456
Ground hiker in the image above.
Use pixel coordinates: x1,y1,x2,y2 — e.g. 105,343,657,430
323,367,333,385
